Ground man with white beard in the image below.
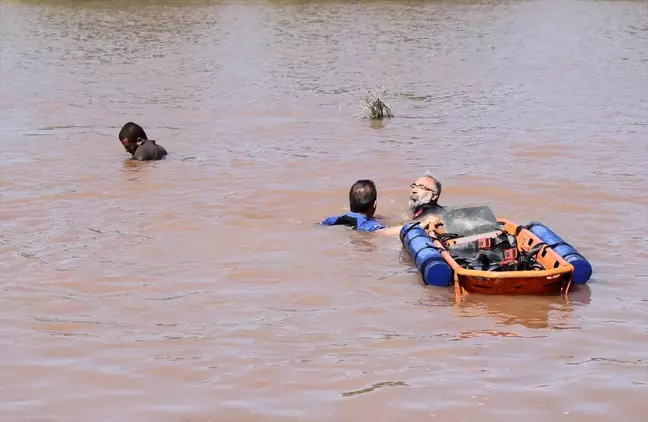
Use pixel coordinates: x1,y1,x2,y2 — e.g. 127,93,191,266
408,174,445,220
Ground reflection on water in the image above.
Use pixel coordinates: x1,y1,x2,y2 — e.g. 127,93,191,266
1,0,648,421
450,285,593,330
414,284,592,330
121,159,150,173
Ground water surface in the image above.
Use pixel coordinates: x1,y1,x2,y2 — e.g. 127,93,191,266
1,0,647,421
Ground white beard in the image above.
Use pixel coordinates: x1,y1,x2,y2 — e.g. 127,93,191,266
408,191,434,211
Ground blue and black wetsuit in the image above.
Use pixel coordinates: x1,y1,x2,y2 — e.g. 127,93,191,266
320,212,385,232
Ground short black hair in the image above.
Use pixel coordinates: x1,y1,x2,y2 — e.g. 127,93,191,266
349,179,377,213
118,122,147,143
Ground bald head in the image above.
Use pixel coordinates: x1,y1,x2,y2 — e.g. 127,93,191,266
409,174,442,211
416,175,441,194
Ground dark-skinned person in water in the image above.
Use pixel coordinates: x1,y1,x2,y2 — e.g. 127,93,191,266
118,122,167,161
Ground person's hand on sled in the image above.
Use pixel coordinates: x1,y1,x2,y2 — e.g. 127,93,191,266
421,215,443,232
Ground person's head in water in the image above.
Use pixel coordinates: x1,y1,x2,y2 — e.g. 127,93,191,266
118,122,147,155
349,179,378,218
409,174,441,211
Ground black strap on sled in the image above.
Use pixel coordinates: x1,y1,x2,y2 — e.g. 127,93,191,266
527,242,547,259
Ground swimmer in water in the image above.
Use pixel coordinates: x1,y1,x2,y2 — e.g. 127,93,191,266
409,173,445,220
320,179,441,235
118,122,167,161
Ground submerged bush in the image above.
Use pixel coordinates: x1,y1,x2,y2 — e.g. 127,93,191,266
359,86,393,120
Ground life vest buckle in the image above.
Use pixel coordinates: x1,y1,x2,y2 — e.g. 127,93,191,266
504,248,518,260
477,238,492,249
498,248,519,267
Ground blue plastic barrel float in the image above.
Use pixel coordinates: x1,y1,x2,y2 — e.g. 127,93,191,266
399,222,453,287
526,221,593,284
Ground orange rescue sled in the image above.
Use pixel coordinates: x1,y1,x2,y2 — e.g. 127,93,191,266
400,208,576,296
437,218,573,296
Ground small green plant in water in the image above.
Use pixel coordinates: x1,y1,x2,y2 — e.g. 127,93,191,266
359,86,394,120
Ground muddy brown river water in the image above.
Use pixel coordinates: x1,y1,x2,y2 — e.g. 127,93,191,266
1,0,647,421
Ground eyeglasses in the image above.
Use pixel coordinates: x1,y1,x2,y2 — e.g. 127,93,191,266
410,183,435,193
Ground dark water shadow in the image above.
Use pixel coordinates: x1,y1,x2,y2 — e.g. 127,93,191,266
340,380,408,398
121,158,150,171
369,118,388,129
120,157,172,182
